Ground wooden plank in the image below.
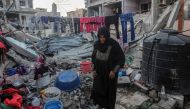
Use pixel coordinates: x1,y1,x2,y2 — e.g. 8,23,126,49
178,0,185,32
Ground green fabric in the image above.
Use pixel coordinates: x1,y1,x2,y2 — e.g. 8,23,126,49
125,55,134,65
0,103,14,109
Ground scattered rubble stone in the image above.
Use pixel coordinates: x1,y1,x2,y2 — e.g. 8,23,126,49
120,91,150,109
158,98,177,109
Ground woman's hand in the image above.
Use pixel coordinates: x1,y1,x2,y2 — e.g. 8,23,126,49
109,71,115,79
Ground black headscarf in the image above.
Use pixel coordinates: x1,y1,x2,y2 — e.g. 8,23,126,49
97,26,110,52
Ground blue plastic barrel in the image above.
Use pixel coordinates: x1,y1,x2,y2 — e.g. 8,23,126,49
7,68,16,76
55,70,80,92
44,100,63,109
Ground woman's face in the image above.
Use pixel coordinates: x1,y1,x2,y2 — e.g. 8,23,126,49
99,35,106,44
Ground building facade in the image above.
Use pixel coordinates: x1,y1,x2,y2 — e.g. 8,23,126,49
34,3,61,35
0,0,36,29
85,0,180,17
67,8,87,18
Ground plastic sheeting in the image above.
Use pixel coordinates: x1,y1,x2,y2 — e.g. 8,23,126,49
54,43,93,60
36,35,87,55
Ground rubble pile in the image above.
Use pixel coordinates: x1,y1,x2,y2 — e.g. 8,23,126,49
1,2,190,108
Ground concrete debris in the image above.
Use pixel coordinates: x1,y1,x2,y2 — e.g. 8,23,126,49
119,91,150,108
167,94,184,108
7,50,34,66
148,104,163,109
166,1,181,28
36,35,86,55
0,2,190,109
115,104,126,109
6,37,38,60
152,5,173,32
158,98,177,109
5,24,41,43
54,43,93,60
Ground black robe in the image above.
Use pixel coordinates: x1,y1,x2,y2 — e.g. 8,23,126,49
91,38,125,109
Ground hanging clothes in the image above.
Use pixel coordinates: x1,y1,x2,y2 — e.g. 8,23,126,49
60,18,67,33
48,16,54,22
80,17,89,32
73,18,80,34
41,16,49,24
120,13,135,43
80,17,105,33
66,18,74,33
31,16,36,23
105,15,120,39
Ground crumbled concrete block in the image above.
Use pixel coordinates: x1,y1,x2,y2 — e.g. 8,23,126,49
158,98,177,109
168,94,184,109
148,104,163,109
149,90,158,99
120,91,150,108
115,104,126,109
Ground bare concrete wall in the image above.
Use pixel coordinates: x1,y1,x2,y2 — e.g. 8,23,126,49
123,0,139,13
103,6,114,16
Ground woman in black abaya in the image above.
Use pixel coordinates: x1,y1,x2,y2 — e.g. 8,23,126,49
91,27,125,109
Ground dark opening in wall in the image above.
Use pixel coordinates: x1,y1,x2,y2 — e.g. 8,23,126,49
141,3,149,13
111,2,122,15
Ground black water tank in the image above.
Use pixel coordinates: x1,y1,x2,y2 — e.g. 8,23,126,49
142,29,190,95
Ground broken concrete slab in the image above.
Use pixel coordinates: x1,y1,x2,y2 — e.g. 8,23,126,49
5,24,41,42
167,94,184,108
166,1,180,28
152,5,173,32
7,50,35,66
115,104,126,109
120,91,150,108
158,98,177,109
0,61,10,77
5,37,38,60
148,104,163,109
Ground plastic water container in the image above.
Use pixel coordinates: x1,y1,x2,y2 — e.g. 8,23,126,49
55,70,80,92
7,68,16,76
42,87,61,102
44,100,63,109
80,61,92,73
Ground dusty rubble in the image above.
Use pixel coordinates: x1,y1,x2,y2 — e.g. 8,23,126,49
1,2,190,108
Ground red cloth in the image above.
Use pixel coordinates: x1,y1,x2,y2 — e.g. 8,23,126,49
80,17,105,33
0,88,20,95
4,93,22,109
0,88,22,109
0,41,6,49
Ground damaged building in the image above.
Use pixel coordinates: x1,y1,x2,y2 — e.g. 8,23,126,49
0,0,36,30
1,0,190,109
85,0,181,16
67,8,87,18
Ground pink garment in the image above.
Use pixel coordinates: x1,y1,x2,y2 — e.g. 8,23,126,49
80,17,105,33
